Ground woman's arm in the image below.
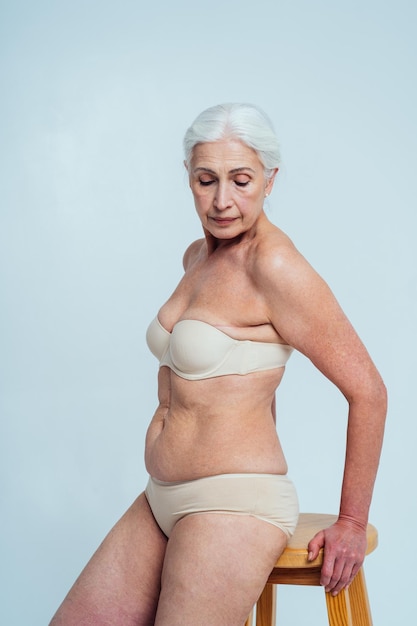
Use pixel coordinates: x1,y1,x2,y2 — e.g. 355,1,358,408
256,238,387,595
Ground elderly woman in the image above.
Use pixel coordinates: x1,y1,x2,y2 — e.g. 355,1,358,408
50,103,386,626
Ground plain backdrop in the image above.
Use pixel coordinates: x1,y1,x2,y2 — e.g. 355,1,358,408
1,1,416,624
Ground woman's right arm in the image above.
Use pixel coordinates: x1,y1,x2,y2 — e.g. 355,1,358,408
255,239,387,596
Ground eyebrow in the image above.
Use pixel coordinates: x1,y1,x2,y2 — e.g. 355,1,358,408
193,166,256,174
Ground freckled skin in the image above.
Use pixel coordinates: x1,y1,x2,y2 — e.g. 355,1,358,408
49,139,386,624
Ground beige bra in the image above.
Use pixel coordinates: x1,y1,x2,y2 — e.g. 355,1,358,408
146,317,293,381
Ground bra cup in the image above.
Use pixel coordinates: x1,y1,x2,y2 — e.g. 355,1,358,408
146,317,170,361
169,320,236,377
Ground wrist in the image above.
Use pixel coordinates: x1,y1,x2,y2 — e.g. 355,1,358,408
337,513,368,532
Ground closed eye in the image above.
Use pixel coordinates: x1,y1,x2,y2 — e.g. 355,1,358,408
235,180,249,187
199,179,215,186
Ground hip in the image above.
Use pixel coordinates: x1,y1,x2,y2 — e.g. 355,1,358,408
145,472,299,539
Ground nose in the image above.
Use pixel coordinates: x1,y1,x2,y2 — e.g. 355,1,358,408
214,182,233,211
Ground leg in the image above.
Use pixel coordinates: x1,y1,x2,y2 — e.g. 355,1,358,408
155,513,288,626
49,493,167,626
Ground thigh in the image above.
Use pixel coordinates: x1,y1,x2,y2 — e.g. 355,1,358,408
49,493,167,626
154,513,288,626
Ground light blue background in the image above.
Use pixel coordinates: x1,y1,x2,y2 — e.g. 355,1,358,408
1,1,415,624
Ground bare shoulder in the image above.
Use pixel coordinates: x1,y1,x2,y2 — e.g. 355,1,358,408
253,227,342,348
252,227,318,294
182,238,206,270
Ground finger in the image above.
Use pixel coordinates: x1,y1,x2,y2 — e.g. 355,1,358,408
320,550,343,591
319,553,337,589
307,531,325,561
330,560,362,596
326,561,356,596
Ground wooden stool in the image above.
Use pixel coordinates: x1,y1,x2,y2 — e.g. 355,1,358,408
245,513,378,626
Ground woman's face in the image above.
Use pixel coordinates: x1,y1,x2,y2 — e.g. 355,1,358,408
188,139,277,241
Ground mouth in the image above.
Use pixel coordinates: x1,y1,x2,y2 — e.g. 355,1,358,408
210,217,237,226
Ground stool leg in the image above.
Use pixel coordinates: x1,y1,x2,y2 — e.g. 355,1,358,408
256,583,276,626
325,587,353,626
346,568,373,626
325,567,373,626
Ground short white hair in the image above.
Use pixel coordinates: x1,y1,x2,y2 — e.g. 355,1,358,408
183,103,281,179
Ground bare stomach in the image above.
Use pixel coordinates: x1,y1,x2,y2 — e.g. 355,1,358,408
144,372,288,481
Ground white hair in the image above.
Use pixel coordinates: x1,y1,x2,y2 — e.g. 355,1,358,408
183,103,281,179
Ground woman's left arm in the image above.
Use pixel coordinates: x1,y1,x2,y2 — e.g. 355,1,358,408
258,241,387,596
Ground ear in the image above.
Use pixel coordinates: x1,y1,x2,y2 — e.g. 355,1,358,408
265,168,279,196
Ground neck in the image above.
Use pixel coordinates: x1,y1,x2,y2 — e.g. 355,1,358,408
204,212,269,253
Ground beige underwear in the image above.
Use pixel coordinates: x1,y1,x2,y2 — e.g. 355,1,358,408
145,473,299,539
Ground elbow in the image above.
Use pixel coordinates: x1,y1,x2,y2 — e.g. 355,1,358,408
346,370,388,418
372,380,388,433
362,374,388,420
380,377,388,408
372,371,388,413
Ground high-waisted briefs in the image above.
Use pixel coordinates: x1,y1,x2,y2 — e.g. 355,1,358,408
145,472,299,539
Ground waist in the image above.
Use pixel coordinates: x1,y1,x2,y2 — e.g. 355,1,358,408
145,417,288,481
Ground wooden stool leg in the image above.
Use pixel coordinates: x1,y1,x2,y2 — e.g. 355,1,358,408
325,587,353,626
256,583,276,626
325,567,373,626
346,568,373,626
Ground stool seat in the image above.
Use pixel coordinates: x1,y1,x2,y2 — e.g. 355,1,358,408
245,513,378,626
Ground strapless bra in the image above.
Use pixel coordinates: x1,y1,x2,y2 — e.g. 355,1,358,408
146,317,293,381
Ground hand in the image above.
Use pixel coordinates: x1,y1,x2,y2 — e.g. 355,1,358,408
307,518,367,596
